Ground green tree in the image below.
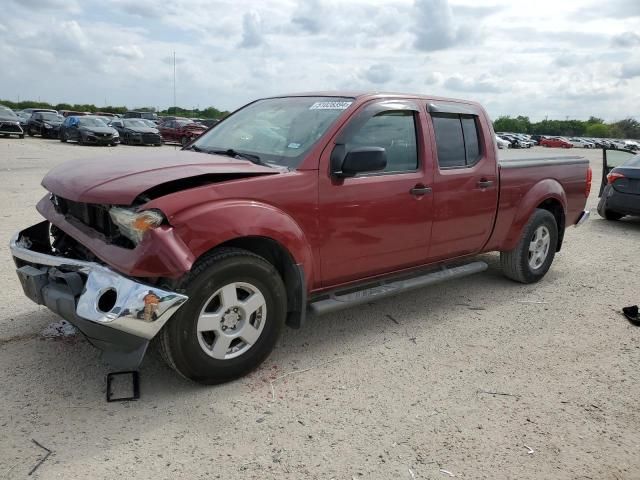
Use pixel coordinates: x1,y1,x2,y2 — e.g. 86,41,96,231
585,123,610,138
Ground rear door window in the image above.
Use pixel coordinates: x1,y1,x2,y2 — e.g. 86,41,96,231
432,113,482,169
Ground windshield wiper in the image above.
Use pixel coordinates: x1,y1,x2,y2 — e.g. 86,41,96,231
183,144,204,152
210,148,271,167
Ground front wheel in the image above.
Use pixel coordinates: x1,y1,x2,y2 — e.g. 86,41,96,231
181,136,189,147
500,209,558,284
158,248,287,384
60,131,67,142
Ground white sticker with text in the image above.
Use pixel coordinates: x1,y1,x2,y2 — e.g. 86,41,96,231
309,101,353,110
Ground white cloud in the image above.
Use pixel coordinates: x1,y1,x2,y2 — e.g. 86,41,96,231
239,11,264,48
0,0,638,121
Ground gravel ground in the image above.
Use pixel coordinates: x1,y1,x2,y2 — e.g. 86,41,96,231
1,138,639,479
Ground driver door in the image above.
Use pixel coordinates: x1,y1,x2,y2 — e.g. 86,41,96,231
600,148,637,196
318,100,433,287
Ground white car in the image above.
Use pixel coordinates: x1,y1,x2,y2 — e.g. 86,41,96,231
568,138,595,148
496,135,510,149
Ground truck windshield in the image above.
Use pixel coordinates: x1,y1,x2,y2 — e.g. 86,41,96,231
192,96,354,168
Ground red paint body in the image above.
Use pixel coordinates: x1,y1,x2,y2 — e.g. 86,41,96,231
540,137,573,148
158,120,206,144
38,93,590,295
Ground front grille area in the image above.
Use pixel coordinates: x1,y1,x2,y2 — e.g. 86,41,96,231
143,133,161,144
0,122,22,133
52,196,134,249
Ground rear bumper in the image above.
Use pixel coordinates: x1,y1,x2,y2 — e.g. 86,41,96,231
575,209,590,227
599,187,640,216
10,222,188,368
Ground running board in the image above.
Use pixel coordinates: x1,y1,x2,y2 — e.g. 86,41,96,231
308,261,488,316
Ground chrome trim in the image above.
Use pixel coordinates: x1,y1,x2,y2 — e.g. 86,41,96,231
10,230,188,340
575,209,590,227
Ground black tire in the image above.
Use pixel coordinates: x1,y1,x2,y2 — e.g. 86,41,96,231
78,136,84,145
19,134,24,139
603,210,624,221
500,209,558,284
181,136,189,147
158,248,287,384
60,131,67,142
2,133,8,138
27,128,34,137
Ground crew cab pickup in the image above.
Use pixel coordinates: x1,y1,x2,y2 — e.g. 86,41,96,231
10,92,591,384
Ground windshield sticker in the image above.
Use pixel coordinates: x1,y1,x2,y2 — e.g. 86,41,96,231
309,101,353,110
287,142,301,149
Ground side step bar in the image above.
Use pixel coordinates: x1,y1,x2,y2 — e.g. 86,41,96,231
309,261,488,316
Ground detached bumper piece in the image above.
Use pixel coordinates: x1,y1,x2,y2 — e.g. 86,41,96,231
10,221,188,369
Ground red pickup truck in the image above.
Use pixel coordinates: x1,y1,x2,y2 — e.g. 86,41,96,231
10,93,591,384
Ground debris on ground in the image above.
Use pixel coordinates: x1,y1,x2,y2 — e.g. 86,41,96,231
440,468,455,477
28,439,52,476
622,305,639,326
41,320,77,338
524,444,535,454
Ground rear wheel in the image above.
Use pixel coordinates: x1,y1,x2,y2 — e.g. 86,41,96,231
501,209,558,284
158,248,287,384
181,136,189,147
60,130,67,142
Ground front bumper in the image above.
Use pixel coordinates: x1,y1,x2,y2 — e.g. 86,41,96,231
83,133,119,145
0,121,23,136
10,222,188,368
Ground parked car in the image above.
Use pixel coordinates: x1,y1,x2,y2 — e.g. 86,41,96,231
622,140,640,151
511,133,534,148
110,118,162,145
60,110,88,117
59,116,120,145
138,119,159,129
15,111,32,128
9,92,592,384
540,137,573,148
20,108,57,116
26,111,64,138
196,118,220,128
499,134,526,148
495,135,510,149
0,105,25,138
124,111,159,122
159,119,206,146
597,148,640,220
568,138,595,148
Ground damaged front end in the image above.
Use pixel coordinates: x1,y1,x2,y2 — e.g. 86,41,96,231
10,221,188,368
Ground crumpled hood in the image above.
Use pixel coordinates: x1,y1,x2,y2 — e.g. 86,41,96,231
42,149,279,205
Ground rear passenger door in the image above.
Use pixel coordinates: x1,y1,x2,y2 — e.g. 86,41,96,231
426,104,499,261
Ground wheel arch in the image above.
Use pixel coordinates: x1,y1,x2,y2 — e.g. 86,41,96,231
499,178,567,252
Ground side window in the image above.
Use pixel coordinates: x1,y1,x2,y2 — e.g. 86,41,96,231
432,113,482,169
346,111,418,173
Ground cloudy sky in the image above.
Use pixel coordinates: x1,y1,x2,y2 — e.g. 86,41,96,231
1,0,639,120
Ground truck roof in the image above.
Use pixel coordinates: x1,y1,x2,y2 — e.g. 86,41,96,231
262,91,484,108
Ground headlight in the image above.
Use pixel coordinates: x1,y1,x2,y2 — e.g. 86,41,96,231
44,123,52,129
109,208,165,244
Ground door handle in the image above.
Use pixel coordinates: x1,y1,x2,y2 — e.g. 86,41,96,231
410,185,432,196
477,179,494,189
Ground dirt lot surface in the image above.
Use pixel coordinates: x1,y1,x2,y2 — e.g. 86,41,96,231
1,138,639,479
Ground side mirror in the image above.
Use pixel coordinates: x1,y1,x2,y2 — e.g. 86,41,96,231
333,146,387,177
